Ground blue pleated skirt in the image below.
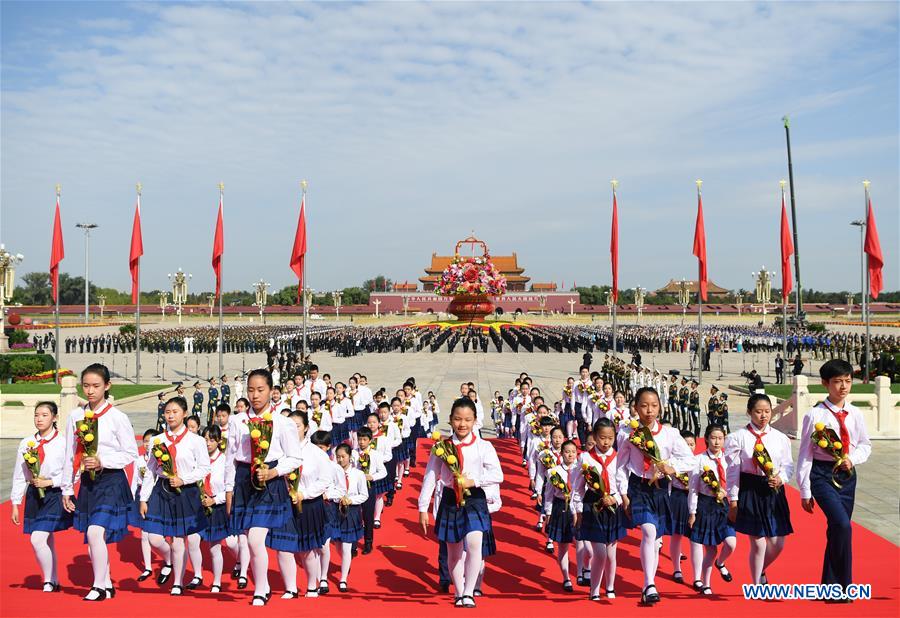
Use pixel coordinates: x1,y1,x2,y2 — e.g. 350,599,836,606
690,493,735,546
228,461,292,535
559,403,573,427
435,487,492,544
267,495,328,552
370,476,392,496
329,503,364,543
503,412,513,429
127,487,144,529
142,481,208,537
669,487,691,536
576,490,627,544
73,469,132,544
348,409,364,432
331,421,350,445
734,472,793,538
547,496,575,543
394,441,409,463
626,473,672,535
23,486,73,534
201,503,231,543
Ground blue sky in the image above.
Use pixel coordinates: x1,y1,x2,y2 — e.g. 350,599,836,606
2,1,897,295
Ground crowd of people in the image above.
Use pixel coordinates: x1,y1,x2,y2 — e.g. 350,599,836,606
9,352,875,607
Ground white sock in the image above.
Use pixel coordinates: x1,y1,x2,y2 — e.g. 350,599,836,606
210,544,223,586
247,527,270,596
86,525,111,588
277,550,297,593
187,533,202,580
340,543,352,582
461,531,483,597
30,531,56,584
171,537,186,587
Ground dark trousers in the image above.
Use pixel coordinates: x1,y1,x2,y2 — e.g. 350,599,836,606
361,489,377,542
409,426,420,467
438,540,450,586
668,400,678,425
811,460,856,589
574,402,587,446
385,455,398,501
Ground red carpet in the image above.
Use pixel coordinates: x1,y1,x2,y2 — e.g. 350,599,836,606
2,438,898,617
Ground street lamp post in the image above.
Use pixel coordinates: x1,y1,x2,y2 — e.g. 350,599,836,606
332,290,343,321
159,292,169,321
677,278,691,327
75,223,98,324
850,219,866,323
634,286,646,322
168,269,191,325
752,267,774,324
0,245,24,353
254,279,269,324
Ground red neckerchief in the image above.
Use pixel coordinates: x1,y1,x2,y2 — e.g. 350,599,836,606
450,432,476,505
707,449,726,493
820,399,850,456
36,429,59,466
638,422,663,472
589,447,616,492
73,401,113,475
746,423,768,447
204,450,221,496
164,426,189,475
344,470,350,491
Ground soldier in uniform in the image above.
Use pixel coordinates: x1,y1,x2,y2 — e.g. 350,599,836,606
678,377,690,433
207,377,219,427
192,381,204,417
220,374,231,407
714,392,730,433
156,392,167,432
688,379,701,437
706,385,720,430
666,374,679,425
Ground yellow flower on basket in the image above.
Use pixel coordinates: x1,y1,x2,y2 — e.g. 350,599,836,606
755,443,765,452
711,481,718,488
431,431,442,441
154,450,163,458
757,456,765,464
259,440,270,450
79,424,89,432
84,434,95,443
446,454,457,465
592,483,601,490
817,439,829,449
703,465,711,472
161,454,170,462
154,437,162,445
84,410,94,420
262,412,272,421
764,461,774,471
814,422,825,432
434,447,445,457
250,429,262,439
629,419,639,429
645,440,655,449
833,441,842,450
289,473,297,481
26,440,36,448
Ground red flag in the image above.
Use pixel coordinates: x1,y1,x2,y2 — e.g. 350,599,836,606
129,197,144,304
610,192,619,303
211,194,224,298
289,194,307,303
692,191,708,302
49,196,65,303
779,191,793,303
865,197,884,300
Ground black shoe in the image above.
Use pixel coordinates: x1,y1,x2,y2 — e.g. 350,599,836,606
250,595,268,606
715,562,733,582
699,585,713,596
210,584,222,593
137,569,153,582
673,570,684,584
562,580,573,592
362,541,373,555
338,581,348,593
579,571,591,587
281,590,299,599
42,582,61,593
693,580,703,592
641,585,660,605
576,576,585,586
237,576,248,590
105,585,115,599
351,546,359,558
461,595,476,608
157,564,173,586
231,563,241,579
373,520,381,529
82,586,107,601
170,585,183,596
319,580,330,595
385,496,394,507
186,576,202,590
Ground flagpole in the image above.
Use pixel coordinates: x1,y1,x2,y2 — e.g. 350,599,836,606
783,116,803,319
218,182,225,379
696,179,703,387
863,180,871,383
301,180,308,359
135,183,142,384
610,179,618,358
54,184,61,385
780,181,788,361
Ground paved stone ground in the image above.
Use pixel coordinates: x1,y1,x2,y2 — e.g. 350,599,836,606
3,316,897,544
